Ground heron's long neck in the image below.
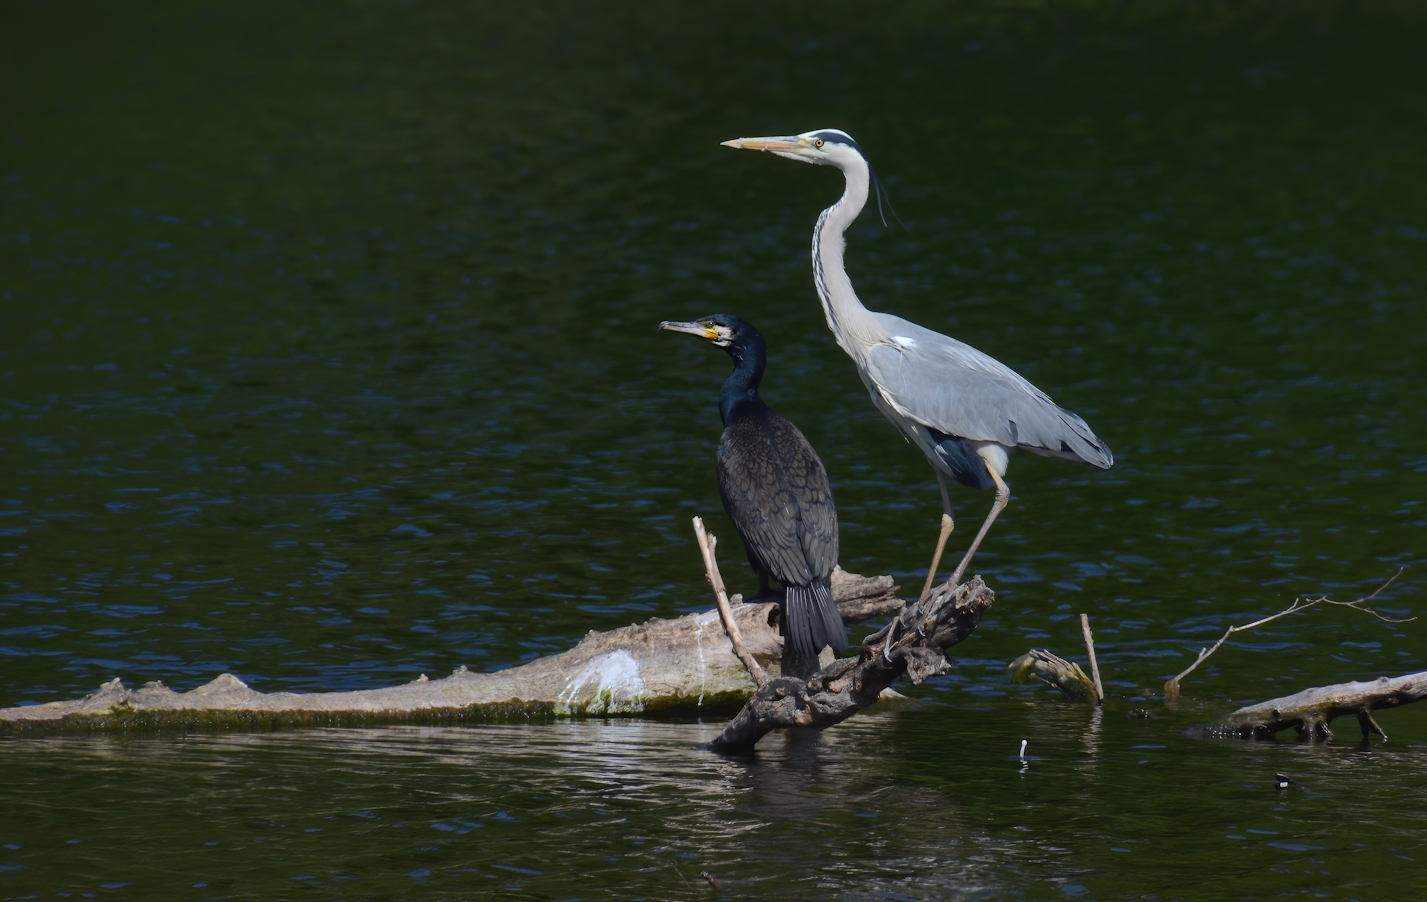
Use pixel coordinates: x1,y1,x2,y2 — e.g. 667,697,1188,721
812,161,881,358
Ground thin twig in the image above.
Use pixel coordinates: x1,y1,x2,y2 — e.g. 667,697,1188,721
1165,569,1411,701
1080,614,1105,705
692,517,766,687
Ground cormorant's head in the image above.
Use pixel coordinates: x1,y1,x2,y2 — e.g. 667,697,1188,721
721,128,867,169
657,314,758,350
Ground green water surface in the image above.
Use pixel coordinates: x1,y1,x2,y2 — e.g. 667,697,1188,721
2,2,1425,899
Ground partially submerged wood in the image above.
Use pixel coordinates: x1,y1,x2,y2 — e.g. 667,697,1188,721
1007,649,1097,702
0,568,900,736
1080,614,1105,705
1207,671,1427,740
709,576,994,752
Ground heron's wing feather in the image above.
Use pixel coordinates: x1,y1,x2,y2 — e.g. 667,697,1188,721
716,405,838,586
864,328,1112,467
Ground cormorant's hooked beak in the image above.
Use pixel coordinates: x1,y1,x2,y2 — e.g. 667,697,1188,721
658,320,717,342
721,134,814,163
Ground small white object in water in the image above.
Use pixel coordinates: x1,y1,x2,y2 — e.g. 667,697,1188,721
1019,738,1028,758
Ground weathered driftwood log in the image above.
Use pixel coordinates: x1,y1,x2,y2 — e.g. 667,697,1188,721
1207,671,1427,740
0,568,900,736
709,576,994,752
1007,649,1097,701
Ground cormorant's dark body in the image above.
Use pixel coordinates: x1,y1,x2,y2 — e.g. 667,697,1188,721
663,315,845,657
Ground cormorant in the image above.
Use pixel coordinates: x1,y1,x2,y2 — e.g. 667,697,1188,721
659,314,846,657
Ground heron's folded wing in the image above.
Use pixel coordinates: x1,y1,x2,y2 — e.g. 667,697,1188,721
864,339,1111,467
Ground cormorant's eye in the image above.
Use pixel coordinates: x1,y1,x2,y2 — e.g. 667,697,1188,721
814,138,825,148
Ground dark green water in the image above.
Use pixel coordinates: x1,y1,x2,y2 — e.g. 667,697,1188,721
3,2,1425,899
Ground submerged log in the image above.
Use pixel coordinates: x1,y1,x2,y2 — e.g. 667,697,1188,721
1207,671,1427,740
709,576,994,752
1007,649,1097,701
0,568,900,736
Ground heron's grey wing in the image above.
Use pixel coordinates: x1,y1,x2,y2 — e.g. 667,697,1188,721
863,332,1112,468
716,410,821,586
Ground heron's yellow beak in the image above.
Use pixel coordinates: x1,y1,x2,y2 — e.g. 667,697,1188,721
720,135,806,154
658,320,718,341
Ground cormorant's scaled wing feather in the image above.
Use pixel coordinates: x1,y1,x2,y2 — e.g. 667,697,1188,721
716,405,838,586
863,317,1112,468
763,412,839,580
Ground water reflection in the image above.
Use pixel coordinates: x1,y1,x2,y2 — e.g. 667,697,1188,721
0,720,1022,898
5,709,1425,899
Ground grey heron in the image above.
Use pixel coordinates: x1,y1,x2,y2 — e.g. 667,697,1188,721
660,314,846,656
721,128,1113,596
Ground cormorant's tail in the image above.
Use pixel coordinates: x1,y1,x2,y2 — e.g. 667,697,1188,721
782,580,847,658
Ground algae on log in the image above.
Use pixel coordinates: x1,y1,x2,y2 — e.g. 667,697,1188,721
0,569,900,736
1207,671,1427,740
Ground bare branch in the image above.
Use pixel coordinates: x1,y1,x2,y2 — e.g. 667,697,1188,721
1164,570,1412,702
693,517,766,687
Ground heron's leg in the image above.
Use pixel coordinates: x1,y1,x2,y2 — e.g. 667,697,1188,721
918,471,956,601
949,467,1010,587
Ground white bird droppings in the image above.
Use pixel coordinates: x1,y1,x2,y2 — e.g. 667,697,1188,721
555,650,647,715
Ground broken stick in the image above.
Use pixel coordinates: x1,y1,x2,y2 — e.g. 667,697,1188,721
1080,613,1105,705
692,516,766,687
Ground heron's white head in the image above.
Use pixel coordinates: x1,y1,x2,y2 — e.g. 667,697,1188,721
721,128,898,228
721,128,867,169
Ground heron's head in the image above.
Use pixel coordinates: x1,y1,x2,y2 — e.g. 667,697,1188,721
722,128,898,226
721,128,867,169
658,314,753,350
